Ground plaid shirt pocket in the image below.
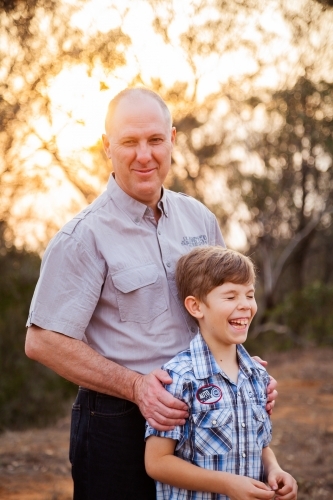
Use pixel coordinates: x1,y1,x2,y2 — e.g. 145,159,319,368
191,408,233,456
252,405,272,448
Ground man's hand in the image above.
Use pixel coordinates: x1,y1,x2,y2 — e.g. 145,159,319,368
223,473,276,500
252,356,278,415
133,369,188,431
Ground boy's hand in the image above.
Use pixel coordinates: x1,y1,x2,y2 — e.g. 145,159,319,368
267,468,298,499
223,474,276,500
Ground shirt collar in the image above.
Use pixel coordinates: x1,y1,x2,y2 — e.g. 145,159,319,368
190,333,221,379
190,332,266,380
237,344,266,379
106,174,168,223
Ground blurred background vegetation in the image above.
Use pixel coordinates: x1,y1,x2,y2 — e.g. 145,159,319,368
1,0,333,431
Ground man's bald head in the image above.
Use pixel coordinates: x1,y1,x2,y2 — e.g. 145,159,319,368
105,87,172,134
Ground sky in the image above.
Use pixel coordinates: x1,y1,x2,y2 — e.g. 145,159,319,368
47,0,293,155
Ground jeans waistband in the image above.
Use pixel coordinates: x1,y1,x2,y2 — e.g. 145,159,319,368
77,387,136,414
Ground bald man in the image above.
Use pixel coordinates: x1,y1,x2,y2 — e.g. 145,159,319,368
25,88,277,500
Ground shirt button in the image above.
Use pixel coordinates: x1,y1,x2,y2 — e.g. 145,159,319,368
166,262,171,267
158,230,161,235
212,420,217,425
242,452,246,458
190,327,196,333
134,216,140,223
241,422,246,428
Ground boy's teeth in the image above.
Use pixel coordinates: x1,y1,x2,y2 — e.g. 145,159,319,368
230,319,248,325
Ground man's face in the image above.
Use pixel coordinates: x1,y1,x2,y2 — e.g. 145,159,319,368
102,95,176,210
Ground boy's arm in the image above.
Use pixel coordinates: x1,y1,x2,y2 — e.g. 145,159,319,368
262,447,298,499
145,436,276,500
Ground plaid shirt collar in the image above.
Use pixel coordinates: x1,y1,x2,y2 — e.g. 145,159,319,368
190,332,265,382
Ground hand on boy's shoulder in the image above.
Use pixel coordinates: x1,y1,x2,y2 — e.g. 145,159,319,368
252,356,278,416
251,355,268,367
134,369,189,431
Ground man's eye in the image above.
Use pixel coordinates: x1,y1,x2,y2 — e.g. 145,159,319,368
226,296,235,300
247,295,254,299
123,140,135,146
150,137,163,144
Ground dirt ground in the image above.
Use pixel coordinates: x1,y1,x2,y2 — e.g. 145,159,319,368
0,347,332,500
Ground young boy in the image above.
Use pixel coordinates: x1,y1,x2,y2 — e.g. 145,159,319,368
145,246,297,500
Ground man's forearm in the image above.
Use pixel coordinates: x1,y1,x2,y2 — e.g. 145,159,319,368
25,325,141,402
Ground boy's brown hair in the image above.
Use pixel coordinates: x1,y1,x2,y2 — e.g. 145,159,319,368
175,246,255,304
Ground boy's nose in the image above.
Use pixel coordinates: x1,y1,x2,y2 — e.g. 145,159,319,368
237,298,251,309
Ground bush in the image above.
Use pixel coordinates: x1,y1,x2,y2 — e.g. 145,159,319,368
268,281,333,346
0,229,77,432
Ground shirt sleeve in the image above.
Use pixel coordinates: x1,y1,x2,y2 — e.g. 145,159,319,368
212,215,225,247
145,368,190,450
26,230,106,339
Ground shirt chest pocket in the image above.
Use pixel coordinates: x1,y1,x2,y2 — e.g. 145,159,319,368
111,264,168,323
191,408,233,456
252,405,272,448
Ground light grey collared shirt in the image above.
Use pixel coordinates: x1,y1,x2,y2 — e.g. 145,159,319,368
27,175,225,374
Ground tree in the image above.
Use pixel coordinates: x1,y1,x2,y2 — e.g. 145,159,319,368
0,221,78,430
0,0,130,249
239,78,333,317
145,0,333,320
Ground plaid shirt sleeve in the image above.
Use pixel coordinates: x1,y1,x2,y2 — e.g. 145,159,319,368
260,370,273,448
145,366,191,449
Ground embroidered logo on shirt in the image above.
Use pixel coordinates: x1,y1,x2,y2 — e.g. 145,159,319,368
196,384,222,404
181,235,208,247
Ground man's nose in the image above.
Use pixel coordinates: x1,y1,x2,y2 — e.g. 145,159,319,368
136,142,152,164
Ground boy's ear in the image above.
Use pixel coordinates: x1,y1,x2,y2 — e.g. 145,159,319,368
184,296,204,319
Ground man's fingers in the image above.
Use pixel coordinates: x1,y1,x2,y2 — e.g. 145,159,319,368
252,355,268,367
267,389,278,403
267,375,278,393
134,370,189,426
146,415,186,431
157,388,188,411
152,368,173,385
144,395,189,423
148,369,188,410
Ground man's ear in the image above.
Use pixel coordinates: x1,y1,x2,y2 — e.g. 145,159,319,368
102,134,111,158
184,296,204,319
171,126,176,146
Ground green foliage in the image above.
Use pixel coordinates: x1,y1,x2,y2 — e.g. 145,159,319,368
268,281,333,346
0,224,76,432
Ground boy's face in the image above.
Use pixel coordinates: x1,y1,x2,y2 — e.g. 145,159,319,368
189,282,257,348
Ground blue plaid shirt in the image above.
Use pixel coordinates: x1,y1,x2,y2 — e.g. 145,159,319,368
145,333,272,500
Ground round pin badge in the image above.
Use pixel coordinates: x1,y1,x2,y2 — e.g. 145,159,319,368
196,384,222,404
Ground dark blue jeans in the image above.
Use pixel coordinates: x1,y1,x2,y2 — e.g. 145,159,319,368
70,388,156,499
